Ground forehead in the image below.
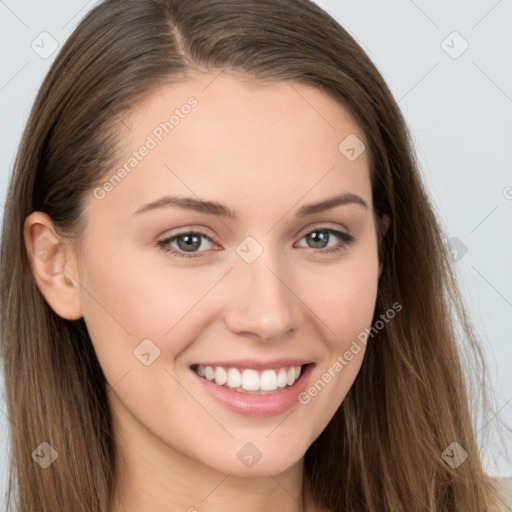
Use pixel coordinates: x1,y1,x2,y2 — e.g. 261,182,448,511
88,72,371,223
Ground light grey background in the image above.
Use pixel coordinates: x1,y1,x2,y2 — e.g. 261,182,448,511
1,0,511,500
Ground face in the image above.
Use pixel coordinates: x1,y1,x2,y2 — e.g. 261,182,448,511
27,71,387,480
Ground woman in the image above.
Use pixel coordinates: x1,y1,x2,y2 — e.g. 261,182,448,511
1,0,510,510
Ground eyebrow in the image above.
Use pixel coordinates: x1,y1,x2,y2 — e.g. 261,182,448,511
133,192,368,219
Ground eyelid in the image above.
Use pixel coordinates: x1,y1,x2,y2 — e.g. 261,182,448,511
158,225,218,242
294,221,350,239
157,222,354,260
160,221,350,247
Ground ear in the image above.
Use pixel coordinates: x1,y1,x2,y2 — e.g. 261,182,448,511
378,213,391,278
23,211,83,320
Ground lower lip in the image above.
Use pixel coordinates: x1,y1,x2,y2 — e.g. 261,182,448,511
191,363,315,417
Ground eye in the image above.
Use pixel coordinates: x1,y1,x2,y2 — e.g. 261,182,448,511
294,227,355,256
157,227,355,260
158,230,216,259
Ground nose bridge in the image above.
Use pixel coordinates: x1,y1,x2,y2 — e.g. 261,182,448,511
224,239,300,340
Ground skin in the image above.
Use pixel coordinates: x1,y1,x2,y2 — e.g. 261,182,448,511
24,71,390,512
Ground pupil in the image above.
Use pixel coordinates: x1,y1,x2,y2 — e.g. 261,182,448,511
178,234,201,252
175,231,330,253
307,230,328,249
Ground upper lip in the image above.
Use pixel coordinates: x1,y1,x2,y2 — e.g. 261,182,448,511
191,359,314,371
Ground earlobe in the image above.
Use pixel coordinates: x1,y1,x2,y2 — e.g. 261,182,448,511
24,212,83,321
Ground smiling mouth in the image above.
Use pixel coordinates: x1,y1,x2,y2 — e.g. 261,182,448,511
190,363,313,394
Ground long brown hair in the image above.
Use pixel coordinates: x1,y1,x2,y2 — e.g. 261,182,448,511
1,0,509,510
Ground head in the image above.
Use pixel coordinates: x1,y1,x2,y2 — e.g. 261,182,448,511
0,1,505,511
24,69,389,480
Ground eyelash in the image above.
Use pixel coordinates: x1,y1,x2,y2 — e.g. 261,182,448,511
157,227,355,260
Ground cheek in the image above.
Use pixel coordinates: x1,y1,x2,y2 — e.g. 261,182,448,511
292,258,379,438
82,226,208,324
77,244,218,379
301,251,380,347
79,230,379,385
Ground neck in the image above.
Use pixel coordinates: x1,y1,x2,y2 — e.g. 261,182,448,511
110,452,311,512
109,409,315,512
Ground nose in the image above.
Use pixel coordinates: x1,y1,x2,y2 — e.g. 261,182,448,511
223,248,302,342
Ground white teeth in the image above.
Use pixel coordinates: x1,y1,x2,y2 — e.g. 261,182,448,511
204,366,215,381
195,364,304,392
214,366,228,386
286,366,296,386
227,367,242,388
276,368,288,388
260,369,277,391
241,369,260,391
